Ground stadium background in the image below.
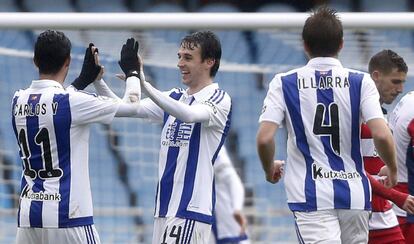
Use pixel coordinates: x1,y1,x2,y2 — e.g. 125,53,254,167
1,0,414,243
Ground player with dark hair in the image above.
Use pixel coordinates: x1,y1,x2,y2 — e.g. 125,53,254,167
12,30,141,244
256,8,397,243
362,49,414,244
93,30,232,243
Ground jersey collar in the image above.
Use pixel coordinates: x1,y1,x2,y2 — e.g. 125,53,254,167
306,57,343,69
30,79,64,90
185,83,219,102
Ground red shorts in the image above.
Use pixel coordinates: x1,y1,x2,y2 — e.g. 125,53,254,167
397,216,414,244
368,226,405,244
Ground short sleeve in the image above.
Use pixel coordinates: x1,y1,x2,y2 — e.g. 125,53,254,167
69,90,120,125
259,75,285,125
360,76,384,123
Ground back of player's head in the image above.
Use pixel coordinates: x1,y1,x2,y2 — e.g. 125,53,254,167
368,49,408,75
180,31,221,77
34,30,71,74
302,7,343,57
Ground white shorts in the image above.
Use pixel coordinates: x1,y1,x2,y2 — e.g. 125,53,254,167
16,225,100,244
294,209,369,244
153,217,211,244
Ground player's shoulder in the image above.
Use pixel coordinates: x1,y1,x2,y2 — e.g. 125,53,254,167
168,87,185,95
206,88,231,108
274,67,301,80
396,91,414,110
343,68,371,80
268,67,304,88
67,86,118,105
66,85,97,97
13,88,25,98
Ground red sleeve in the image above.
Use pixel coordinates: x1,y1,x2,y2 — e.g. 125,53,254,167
361,123,372,139
367,173,407,208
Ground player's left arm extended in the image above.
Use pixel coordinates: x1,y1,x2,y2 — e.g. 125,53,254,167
367,173,409,210
140,80,210,123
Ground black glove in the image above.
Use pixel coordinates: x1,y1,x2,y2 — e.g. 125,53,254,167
71,43,102,90
118,38,140,78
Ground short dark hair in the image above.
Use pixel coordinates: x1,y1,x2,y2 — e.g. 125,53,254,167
368,49,408,75
180,31,221,77
34,30,71,74
302,7,343,57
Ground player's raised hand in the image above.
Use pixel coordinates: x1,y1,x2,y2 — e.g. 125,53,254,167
402,195,414,214
118,37,140,78
71,43,102,90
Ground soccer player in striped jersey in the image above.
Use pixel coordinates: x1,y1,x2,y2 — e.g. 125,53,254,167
210,147,250,244
389,90,414,243
94,31,231,243
256,7,397,243
12,30,142,244
362,49,414,244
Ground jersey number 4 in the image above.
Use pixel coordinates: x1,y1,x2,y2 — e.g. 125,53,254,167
18,128,63,180
313,103,340,154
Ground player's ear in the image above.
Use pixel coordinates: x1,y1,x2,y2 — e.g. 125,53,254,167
33,58,39,68
303,41,311,59
206,58,215,68
338,38,344,52
64,56,71,68
371,70,380,82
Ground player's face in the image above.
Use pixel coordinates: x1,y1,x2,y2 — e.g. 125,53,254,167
375,68,406,104
177,45,210,87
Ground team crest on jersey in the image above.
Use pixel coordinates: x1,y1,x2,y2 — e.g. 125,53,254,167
162,121,192,147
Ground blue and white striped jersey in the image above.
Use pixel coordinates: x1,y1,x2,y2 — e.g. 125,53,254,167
141,83,232,224
12,79,120,228
259,57,383,211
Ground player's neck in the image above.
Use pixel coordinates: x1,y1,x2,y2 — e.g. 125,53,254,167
187,78,213,95
39,73,65,85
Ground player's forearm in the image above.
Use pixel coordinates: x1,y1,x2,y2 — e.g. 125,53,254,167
257,137,275,175
367,173,407,208
368,119,397,175
373,134,397,174
257,122,277,175
114,76,146,117
141,81,210,123
93,79,120,99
